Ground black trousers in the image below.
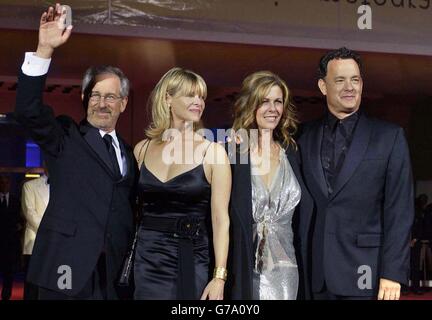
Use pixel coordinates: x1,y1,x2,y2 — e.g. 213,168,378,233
0,270,13,300
0,255,15,300
23,255,39,300
1,236,21,300
313,284,375,300
410,242,422,291
37,253,108,300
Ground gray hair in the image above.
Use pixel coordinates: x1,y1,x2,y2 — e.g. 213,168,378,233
81,65,130,98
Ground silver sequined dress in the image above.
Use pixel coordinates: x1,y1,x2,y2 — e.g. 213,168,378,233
251,148,301,300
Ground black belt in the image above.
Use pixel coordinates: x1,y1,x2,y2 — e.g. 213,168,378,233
140,215,204,299
140,215,203,240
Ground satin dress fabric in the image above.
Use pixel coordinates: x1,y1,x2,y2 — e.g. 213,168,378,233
133,163,211,300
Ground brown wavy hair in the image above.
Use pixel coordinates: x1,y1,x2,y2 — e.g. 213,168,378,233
232,70,298,149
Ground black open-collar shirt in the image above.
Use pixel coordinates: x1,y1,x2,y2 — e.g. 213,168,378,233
321,110,360,194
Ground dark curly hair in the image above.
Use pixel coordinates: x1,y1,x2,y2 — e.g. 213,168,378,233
318,47,362,79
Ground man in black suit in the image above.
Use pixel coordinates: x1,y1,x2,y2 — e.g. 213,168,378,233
298,47,414,300
14,4,137,299
0,175,21,300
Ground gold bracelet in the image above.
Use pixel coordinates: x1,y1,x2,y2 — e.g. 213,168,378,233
213,267,228,281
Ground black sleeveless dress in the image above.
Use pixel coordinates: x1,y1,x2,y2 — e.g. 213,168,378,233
133,158,212,300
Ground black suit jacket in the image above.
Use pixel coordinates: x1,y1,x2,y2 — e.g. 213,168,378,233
226,144,314,300
14,71,138,298
298,112,414,297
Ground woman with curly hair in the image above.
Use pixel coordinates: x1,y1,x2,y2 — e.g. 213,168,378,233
226,71,313,300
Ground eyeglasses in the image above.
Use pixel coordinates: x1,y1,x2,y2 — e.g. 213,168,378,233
88,92,123,104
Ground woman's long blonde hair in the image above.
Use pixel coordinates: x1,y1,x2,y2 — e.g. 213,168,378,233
232,70,298,149
145,67,207,141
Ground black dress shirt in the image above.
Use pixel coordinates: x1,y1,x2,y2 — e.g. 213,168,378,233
321,111,359,194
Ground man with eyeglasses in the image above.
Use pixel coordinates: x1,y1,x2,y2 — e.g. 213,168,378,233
14,3,138,300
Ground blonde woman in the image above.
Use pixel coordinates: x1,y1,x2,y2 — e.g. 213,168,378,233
227,71,313,300
133,67,231,300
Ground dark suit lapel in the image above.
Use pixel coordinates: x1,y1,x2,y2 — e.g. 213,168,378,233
79,122,116,178
307,119,328,197
285,145,301,183
286,145,314,241
330,113,372,200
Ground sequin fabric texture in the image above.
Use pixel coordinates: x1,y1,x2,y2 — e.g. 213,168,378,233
251,148,301,300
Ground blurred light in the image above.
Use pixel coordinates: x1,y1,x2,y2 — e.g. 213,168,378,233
26,142,41,167
25,174,41,178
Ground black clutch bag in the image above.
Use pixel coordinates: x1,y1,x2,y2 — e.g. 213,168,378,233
117,225,139,287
